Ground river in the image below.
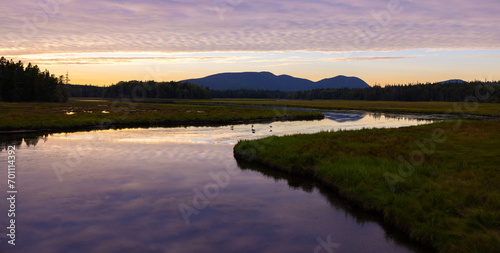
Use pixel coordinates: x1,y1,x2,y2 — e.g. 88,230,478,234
0,111,436,252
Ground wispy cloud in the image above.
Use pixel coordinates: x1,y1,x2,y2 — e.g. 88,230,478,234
461,55,500,58
263,62,310,67
1,0,499,56
9,52,251,65
323,56,415,61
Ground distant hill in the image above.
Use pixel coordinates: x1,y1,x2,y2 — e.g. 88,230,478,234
182,72,370,91
437,79,466,84
316,75,371,89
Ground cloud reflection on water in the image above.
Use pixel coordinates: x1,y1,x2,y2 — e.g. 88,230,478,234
0,112,435,252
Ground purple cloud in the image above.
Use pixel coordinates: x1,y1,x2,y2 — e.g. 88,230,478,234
1,0,499,56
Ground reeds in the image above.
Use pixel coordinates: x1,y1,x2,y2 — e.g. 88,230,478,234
234,120,500,252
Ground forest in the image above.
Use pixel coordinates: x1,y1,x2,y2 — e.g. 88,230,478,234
0,57,69,102
0,58,211,102
70,80,500,102
211,81,500,102
101,80,211,99
69,81,211,99
2,57,498,103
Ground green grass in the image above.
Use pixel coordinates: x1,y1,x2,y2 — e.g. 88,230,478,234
234,120,500,252
185,99,500,117
0,100,323,131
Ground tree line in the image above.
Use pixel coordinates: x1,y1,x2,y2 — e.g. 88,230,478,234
0,57,69,102
104,80,211,99
0,58,211,102
211,81,499,102
70,80,211,99
3,57,497,103
71,80,499,102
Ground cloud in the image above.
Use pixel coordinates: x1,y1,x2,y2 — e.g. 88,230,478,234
323,56,415,61
461,55,500,58
1,0,499,56
263,62,311,67
8,52,251,65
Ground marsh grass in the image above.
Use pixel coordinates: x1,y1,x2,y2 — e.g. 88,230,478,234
0,101,323,131
234,120,500,252
188,99,500,117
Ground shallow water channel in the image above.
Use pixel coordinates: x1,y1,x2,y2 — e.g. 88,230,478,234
0,111,436,252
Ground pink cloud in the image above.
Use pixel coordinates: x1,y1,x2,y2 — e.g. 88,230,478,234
1,0,499,55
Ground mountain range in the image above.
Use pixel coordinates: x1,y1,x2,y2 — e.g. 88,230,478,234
437,79,466,84
182,72,370,91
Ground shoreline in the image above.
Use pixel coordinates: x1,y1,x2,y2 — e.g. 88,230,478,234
184,99,500,119
233,120,500,252
233,150,435,250
0,114,323,134
0,101,323,133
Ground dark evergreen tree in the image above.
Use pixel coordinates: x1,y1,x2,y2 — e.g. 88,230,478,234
209,81,499,102
0,57,69,102
73,80,212,99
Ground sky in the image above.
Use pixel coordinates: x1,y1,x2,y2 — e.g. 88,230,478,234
2,0,499,86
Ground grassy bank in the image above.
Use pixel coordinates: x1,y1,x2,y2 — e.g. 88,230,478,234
234,120,500,252
0,101,323,131
186,99,500,117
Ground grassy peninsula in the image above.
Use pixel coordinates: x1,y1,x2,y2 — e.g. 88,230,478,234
9,98,500,132
0,100,323,131
187,99,500,117
234,120,500,252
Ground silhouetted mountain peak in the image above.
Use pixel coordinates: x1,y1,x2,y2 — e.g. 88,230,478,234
437,79,466,84
182,72,369,91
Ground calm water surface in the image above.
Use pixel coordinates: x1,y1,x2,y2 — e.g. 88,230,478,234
0,112,435,252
